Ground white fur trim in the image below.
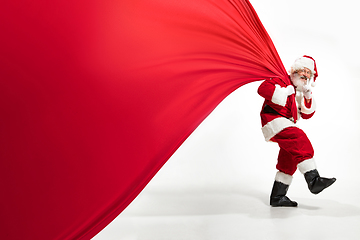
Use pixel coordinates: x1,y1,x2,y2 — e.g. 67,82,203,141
275,171,293,185
297,158,317,174
310,79,317,87
271,84,288,107
291,57,316,76
261,117,298,141
300,97,316,115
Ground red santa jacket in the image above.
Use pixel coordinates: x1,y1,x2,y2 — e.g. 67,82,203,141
258,77,316,141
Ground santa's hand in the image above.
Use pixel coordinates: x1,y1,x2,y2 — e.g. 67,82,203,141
286,85,295,96
302,85,312,99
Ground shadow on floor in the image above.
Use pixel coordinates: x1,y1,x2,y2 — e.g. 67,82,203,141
122,186,360,220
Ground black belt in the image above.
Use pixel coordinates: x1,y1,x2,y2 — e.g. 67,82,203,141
262,104,294,122
263,104,279,115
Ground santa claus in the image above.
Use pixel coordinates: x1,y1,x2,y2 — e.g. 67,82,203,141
258,56,336,207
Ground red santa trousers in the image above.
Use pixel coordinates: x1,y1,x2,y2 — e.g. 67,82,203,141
270,126,314,175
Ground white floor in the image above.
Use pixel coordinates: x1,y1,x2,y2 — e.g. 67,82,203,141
92,167,360,240
93,193,360,240
93,182,360,240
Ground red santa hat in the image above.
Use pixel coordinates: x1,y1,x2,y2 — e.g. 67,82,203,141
290,55,318,87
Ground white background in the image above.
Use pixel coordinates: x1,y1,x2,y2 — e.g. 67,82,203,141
93,0,360,239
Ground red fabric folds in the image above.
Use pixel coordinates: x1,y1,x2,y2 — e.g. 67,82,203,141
1,0,290,239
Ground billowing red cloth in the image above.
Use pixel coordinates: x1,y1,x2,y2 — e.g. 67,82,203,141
1,0,292,239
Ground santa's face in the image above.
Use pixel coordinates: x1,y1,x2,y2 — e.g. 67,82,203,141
291,67,311,88
297,67,312,80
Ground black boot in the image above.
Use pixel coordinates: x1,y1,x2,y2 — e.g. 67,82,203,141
270,181,298,207
304,169,336,194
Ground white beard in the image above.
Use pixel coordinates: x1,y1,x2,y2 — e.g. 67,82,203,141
290,73,307,89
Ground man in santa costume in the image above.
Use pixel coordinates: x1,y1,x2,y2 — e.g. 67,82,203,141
258,56,336,207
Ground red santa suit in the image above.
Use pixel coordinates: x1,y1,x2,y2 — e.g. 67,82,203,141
263,56,336,207
258,77,317,184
